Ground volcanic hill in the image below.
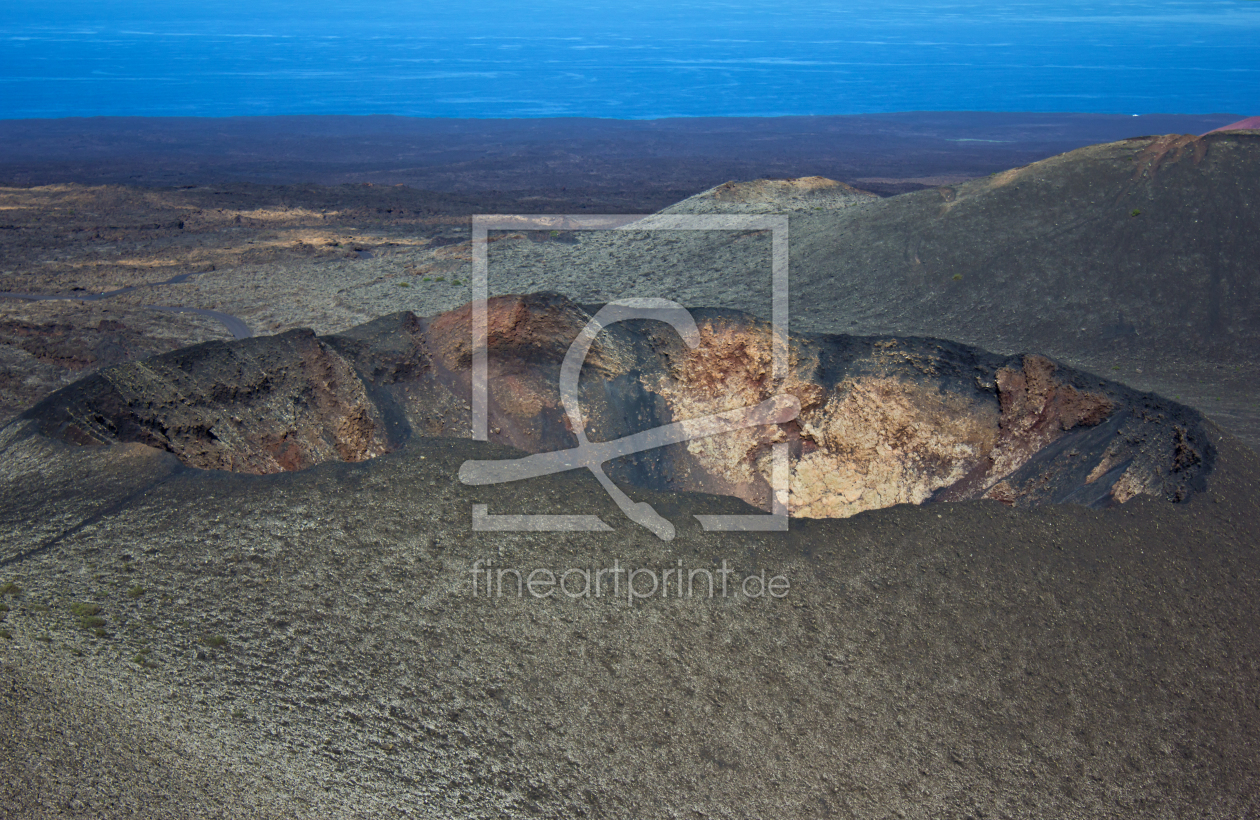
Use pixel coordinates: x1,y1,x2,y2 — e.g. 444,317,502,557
473,129,1260,448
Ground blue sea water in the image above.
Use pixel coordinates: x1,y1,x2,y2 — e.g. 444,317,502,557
1,1,1256,120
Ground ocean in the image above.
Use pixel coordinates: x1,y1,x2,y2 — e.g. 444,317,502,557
1,0,1256,120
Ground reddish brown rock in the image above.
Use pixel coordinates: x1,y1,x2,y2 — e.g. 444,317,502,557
20,294,1215,514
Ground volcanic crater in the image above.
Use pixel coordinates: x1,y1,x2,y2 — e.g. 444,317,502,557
26,292,1213,519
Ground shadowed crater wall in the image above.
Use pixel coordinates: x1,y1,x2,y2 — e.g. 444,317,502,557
22,293,1214,515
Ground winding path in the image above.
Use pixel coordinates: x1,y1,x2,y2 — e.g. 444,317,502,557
0,269,253,339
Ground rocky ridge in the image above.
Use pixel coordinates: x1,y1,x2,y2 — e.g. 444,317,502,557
26,293,1214,519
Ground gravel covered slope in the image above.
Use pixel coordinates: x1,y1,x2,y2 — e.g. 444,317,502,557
1,423,1259,818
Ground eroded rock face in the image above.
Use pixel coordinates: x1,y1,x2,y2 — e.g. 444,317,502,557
31,329,389,473
24,293,1214,512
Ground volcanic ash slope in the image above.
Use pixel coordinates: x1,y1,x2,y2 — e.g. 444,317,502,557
1,294,1259,818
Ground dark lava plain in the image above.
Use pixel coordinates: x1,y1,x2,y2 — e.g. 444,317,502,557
0,112,1239,201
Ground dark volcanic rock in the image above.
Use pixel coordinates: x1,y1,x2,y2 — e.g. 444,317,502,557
31,328,388,473
0,301,232,427
24,294,1215,516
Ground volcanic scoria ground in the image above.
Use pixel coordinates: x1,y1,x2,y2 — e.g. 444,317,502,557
0,124,1258,819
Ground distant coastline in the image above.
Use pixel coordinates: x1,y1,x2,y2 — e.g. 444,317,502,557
0,112,1240,200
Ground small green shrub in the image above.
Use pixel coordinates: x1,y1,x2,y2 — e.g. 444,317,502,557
0,629,10,640
126,585,146,599
1130,209,1141,217
0,582,22,597
70,602,107,630
203,634,228,648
